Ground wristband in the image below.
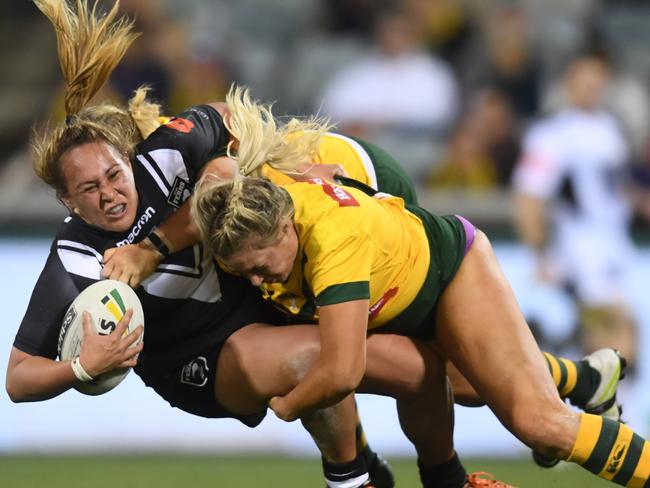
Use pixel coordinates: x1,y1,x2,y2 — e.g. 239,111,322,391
71,356,95,383
147,227,171,258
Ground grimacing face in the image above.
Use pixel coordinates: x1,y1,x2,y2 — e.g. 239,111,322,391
60,141,139,233
222,216,299,287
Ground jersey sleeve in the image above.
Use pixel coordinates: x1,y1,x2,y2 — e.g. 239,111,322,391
305,214,372,307
512,123,565,198
143,104,229,176
13,249,86,359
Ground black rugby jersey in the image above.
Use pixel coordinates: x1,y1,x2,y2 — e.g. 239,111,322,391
14,105,257,368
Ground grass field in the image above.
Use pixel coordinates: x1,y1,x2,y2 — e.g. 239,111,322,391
0,455,614,487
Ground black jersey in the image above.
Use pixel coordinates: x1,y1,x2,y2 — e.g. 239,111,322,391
14,105,260,368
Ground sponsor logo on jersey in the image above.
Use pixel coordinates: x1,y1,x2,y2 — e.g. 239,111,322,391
606,442,627,473
57,305,77,356
98,289,127,336
188,107,209,120
115,206,156,247
164,117,195,133
368,287,398,321
167,176,191,208
180,356,209,387
308,178,359,207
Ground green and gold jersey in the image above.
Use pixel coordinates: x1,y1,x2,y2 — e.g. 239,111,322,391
263,132,378,188
260,180,429,330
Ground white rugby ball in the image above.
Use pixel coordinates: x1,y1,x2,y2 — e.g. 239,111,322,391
58,280,144,395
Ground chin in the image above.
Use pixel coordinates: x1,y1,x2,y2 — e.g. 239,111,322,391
104,216,135,233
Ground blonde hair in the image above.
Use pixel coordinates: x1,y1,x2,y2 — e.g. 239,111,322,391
225,85,334,177
191,176,294,259
31,0,162,199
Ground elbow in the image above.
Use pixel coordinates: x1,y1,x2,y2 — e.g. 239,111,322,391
328,364,365,398
5,379,26,403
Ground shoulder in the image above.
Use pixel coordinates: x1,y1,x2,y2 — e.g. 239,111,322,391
51,216,106,281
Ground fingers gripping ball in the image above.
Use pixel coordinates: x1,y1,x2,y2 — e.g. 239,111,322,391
58,280,145,395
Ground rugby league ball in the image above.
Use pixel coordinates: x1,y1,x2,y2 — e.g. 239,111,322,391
58,280,145,395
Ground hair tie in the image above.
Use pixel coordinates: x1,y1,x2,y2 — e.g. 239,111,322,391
64,114,77,127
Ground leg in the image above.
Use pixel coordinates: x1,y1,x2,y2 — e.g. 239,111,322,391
435,230,579,456
215,323,378,487
363,321,620,420
215,323,356,462
363,334,466,487
435,230,650,485
362,334,455,464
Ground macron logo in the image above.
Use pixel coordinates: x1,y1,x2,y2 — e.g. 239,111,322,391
116,207,156,246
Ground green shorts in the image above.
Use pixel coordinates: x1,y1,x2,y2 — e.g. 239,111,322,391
351,137,419,206
376,208,467,339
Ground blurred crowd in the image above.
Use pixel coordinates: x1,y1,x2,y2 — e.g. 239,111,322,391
3,0,650,228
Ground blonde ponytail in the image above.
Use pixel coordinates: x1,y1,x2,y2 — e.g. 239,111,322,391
31,0,148,199
225,85,333,177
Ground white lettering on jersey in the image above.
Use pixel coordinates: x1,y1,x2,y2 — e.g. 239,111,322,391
115,207,156,246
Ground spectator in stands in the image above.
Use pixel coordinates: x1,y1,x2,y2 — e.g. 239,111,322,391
428,120,497,192
318,7,459,140
470,88,521,187
428,88,519,191
482,6,542,122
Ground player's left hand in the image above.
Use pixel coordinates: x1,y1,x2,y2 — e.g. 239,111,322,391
269,395,298,422
102,240,162,287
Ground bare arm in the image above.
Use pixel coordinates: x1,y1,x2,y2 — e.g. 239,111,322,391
6,310,143,402
269,300,369,421
6,347,78,402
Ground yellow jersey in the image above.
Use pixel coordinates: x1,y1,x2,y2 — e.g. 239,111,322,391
263,132,378,189
260,179,429,330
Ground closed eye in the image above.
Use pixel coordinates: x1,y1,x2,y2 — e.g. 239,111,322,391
80,184,98,193
249,265,268,276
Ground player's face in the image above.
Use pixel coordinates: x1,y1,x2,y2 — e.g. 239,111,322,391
223,217,299,287
60,141,139,233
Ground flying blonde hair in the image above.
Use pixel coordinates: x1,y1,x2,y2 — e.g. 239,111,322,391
31,0,161,199
224,85,334,177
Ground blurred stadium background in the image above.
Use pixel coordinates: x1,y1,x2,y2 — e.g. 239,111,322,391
2,0,650,486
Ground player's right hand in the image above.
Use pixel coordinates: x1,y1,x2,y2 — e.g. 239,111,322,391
78,310,144,378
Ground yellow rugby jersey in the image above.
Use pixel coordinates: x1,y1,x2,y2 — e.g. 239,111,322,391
263,132,378,189
261,180,430,330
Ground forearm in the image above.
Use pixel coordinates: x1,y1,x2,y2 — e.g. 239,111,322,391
6,355,77,402
154,199,200,254
271,300,368,420
280,359,361,419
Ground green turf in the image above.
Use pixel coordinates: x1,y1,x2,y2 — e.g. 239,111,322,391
0,455,616,487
